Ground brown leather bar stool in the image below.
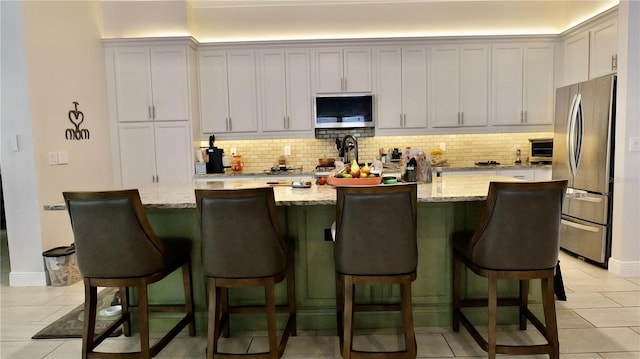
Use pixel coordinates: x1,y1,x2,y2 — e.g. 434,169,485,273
63,190,195,359
195,187,296,359
334,184,418,359
451,180,568,359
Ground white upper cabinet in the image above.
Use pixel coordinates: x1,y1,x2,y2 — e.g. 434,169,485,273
430,44,489,128
492,43,554,126
113,46,190,122
199,50,258,134
564,31,590,85
589,18,618,78
376,47,427,130
313,47,372,93
259,49,312,133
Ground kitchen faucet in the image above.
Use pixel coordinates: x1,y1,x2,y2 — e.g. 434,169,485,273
340,135,359,165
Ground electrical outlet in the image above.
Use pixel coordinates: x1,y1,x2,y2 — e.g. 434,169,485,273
284,145,291,156
230,147,237,156
58,151,69,164
48,152,59,165
439,142,446,151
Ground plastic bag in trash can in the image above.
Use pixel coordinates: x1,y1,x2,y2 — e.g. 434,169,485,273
43,244,81,286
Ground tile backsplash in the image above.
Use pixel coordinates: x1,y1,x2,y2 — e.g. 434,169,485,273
199,132,553,173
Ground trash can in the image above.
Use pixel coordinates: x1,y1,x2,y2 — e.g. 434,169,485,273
42,244,81,286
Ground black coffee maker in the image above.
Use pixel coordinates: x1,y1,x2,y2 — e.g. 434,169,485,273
206,135,224,174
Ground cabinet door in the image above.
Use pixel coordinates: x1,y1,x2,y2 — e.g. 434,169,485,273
523,44,554,125
402,47,428,128
118,122,156,187
459,45,489,126
430,46,460,127
285,50,312,131
261,49,312,132
199,51,230,133
376,48,403,129
260,50,288,132
153,121,192,184
149,47,190,121
343,48,372,92
564,32,590,85
113,48,152,122
314,48,343,93
227,51,258,133
590,19,618,78
492,44,524,125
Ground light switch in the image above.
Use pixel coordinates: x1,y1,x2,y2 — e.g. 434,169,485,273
57,151,69,164
629,137,640,152
48,152,59,165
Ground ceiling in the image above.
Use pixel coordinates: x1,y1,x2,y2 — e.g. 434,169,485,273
186,0,618,42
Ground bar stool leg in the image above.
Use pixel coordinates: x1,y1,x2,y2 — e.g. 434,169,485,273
206,279,219,359
120,286,132,336
487,273,498,359
401,279,417,357
343,275,355,359
542,276,560,359
82,282,97,359
519,279,529,330
265,278,279,358
137,284,150,358
335,272,344,341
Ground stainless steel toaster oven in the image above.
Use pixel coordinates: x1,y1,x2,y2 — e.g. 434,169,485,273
529,138,553,163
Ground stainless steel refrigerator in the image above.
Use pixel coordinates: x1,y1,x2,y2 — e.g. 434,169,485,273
552,74,616,267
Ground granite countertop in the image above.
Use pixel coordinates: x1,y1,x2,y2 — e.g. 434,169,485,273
44,174,521,210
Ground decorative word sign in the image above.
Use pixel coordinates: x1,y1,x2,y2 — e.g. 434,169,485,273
66,101,90,140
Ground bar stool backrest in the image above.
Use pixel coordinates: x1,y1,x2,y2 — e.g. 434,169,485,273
335,184,418,276
63,190,166,278
468,181,568,271
196,187,287,278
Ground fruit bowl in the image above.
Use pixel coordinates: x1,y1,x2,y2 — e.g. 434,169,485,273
327,175,382,187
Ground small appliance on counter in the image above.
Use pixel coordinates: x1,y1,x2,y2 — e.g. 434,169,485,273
205,135,225,174
529,138,553,164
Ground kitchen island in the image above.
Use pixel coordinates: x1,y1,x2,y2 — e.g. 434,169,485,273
46,174,533,332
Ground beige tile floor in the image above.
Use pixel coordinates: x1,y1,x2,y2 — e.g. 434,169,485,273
1,230,639,358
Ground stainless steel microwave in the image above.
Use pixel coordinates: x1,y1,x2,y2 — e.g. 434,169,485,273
530,138,553,162
314,95,374,129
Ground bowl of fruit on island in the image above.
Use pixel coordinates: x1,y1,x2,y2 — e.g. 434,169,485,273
328,160,382,186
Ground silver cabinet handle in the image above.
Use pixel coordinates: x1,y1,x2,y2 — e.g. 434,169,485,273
229,118,232,131
524,110,527,123
561,219,600,233
148,106,152,119
461,112,464,125
152,105,156,119
284,116,287,129
287,116,290,129
400,113,403,127
403,113,407,127
612,54,618,71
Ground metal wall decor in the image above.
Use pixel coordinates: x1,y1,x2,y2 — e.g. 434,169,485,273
66,101,90,140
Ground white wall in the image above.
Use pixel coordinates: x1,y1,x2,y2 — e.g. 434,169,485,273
1,1,46,286
610,0,640,276
1,1,114,285
102,0,190,38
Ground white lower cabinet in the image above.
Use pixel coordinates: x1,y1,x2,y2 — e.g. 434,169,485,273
117,121,193,188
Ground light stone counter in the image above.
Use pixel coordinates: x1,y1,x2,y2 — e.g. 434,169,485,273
45,174,520,210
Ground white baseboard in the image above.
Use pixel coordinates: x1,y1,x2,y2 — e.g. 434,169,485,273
608,258,640,277
9,271,47,287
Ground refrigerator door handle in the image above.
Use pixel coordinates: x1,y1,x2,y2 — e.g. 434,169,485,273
567,94,579,178
575,94,584,172
561,219,600,233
